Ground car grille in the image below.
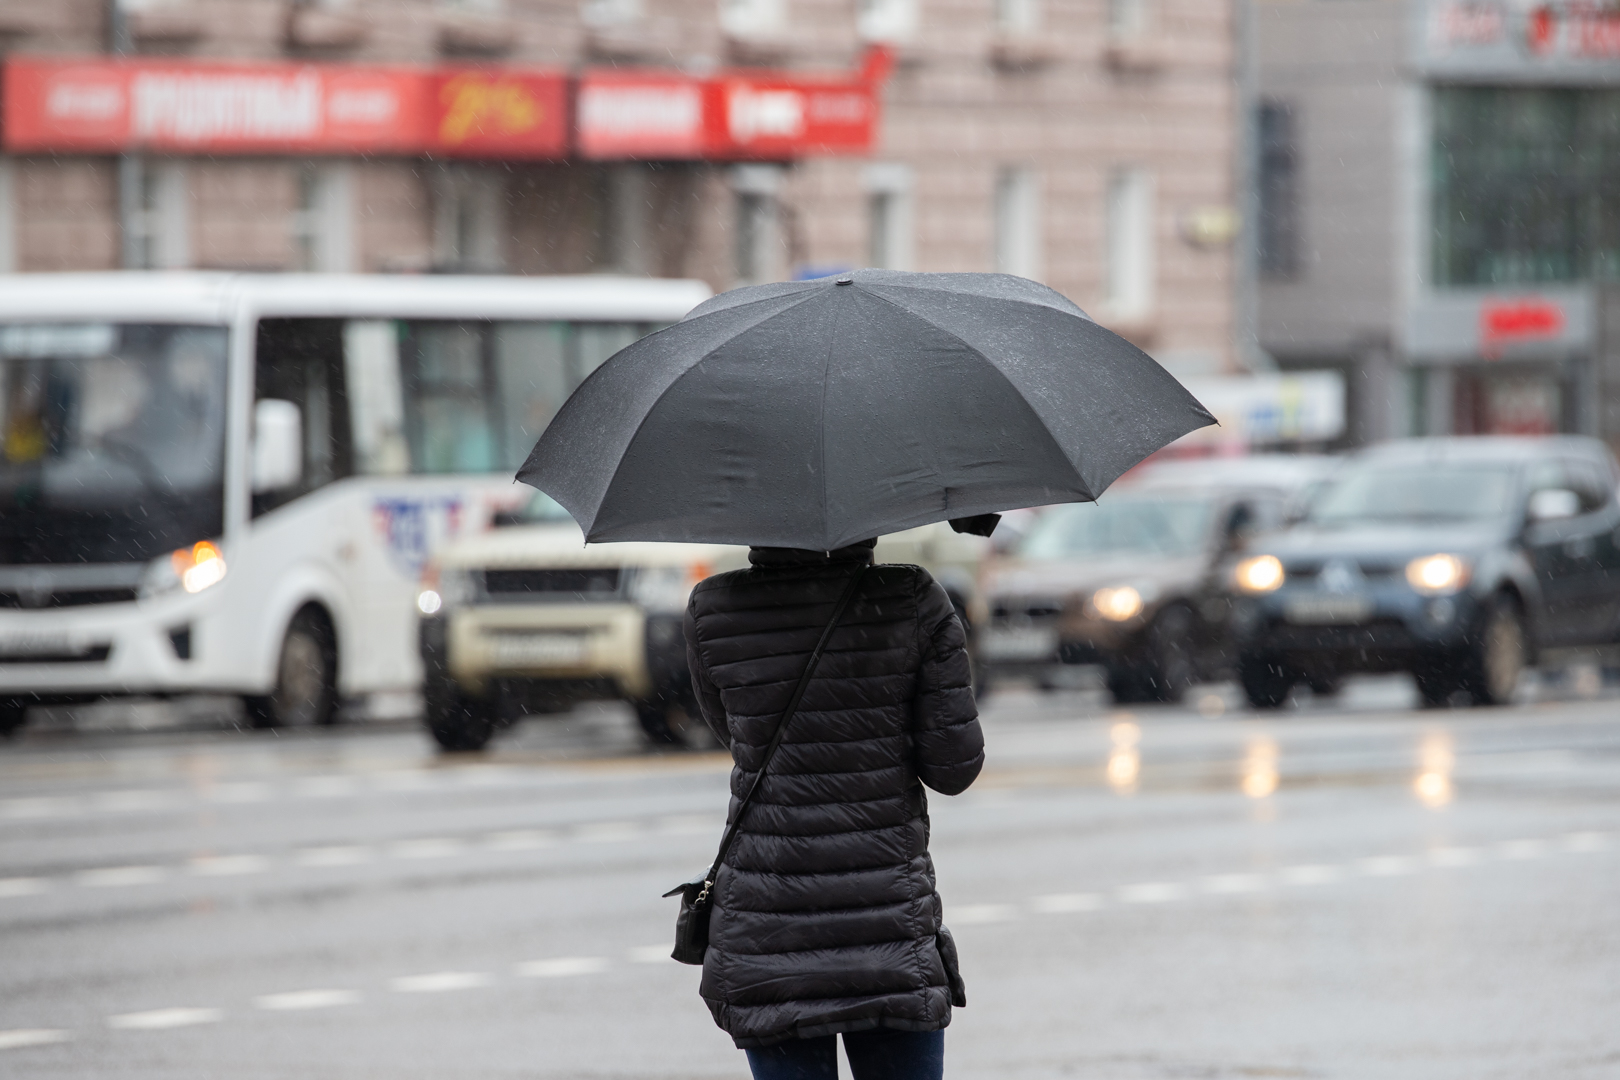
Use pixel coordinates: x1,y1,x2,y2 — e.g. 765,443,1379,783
1283,559,1400,584
0,588,140,609
480,568,622,598
991,599,1064,623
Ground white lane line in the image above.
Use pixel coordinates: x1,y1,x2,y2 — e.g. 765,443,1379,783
93,790,179,813
188,855,271,877
388,972,492,993
628,944,677,964
291,777,358,799
108,1007,222,1030
483,829,556,851
206,782,275,804
1498,838,1548,860
371,771,435,793
1562,831,1609,853
658,815,714,836
951,903,1020,924
75,866,168,888
1279,864,1343,886
1357,855,1418,877
1429,846,1484,868
0,877,50,898
1118,882,1188,904
514,957,609,978
1200,872,1269,895
1030,892,1104,914
254,989,361,1011
387,838,465,860
574,822,641,843
0,797,80,820
295,845,375,867
0,1029,70,1050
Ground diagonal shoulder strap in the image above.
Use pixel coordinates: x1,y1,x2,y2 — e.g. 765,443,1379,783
701,563,868,887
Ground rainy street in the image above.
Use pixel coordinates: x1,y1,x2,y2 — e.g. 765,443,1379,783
3,678,1617,1080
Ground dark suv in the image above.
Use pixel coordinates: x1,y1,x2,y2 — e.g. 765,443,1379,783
1230,437,1620,708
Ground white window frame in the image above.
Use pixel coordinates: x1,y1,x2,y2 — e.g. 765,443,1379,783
129,159,190,271
732,164,785,285
863,163,914,271
0,158,14,273
720,0,786,37
996,0,1040,35
432,165,507,273
291,162,355,273
857,0,916,43
994,166,1041,281
1106,165,1156,318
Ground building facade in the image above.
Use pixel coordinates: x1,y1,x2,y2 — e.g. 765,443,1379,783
0,0,1237,373
1258,0,1620,450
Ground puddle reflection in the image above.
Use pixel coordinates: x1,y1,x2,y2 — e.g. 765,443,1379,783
1415,732,1454,808
1107,719,1140,795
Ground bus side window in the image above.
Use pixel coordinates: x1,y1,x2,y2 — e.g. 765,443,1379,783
253,318,354,516
344,320,409,475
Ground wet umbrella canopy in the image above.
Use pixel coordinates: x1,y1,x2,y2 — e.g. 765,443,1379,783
519,270,1215,549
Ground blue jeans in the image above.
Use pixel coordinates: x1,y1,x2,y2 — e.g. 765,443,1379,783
745,1028,944,1080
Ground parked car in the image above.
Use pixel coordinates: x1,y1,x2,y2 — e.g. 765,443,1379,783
416,493,748,750
1229,436,1620,709
978,456,1337,703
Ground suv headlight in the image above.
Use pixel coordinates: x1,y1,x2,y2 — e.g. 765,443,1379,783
1406,554,1470,596
418,565,475,615
628,563,711,613
141,541,227,598
1090,585,1144,622
1233,555,1285,593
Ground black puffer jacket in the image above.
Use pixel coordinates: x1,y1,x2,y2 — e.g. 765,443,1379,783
683,541,985,1048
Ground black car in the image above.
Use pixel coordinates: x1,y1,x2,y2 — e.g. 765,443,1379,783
1230,437,1620,709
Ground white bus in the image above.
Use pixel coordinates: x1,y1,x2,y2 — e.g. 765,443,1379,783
0,273,710,735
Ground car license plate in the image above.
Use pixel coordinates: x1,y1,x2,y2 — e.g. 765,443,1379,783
485,632,588,667
980,626,1058,662
1284,595,1373,625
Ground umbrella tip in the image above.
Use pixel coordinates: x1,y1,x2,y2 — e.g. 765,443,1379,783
835,275,853,285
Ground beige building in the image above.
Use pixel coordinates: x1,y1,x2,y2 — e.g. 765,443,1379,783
0,0,1237,372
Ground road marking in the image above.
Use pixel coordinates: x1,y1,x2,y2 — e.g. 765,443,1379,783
1498,838,1548,860
1118,882,1189,904
1030,892,1104,914
107,1007,222,1030
628,945,676,964
1429,847,1484,868
206,782,274,804
291,776,358,799
1200,872,1269,894
93,790,178,813
0,877,50,898
295,845,374,867
188,855,270,877
0,797,78,820
951,903,1020,924
1562,831,1608,852
1279,864,1343,886
1357,856,1418,877
253,989,361,1011
75,866,167,888
0,1029,69,1050
387,838,465,860
514,957,609,978
658,815,714,836
388,972,492,993
483,829,556,851
574,822,641,843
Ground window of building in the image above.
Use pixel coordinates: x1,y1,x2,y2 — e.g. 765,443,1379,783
0,159,14,273
291,163,354,273
1257,100,1300,281
720,0,785,37
432,166,506,273
858,0,916,42
126,160,189,271
864,163,914,271
605,163,651,275
996,0,1039,35
994,166,1041,280
1432,86,1620,286
1108,0,1148,38
581,0,642,26
1106,166,1155,317
733,164,784,285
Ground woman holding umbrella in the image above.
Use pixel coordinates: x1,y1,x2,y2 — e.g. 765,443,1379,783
521,270,1212,1078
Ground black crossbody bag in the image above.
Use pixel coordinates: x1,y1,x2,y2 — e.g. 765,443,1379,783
664,564,868,966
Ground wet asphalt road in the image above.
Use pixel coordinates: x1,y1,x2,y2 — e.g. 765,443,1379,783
2,676,1618,1080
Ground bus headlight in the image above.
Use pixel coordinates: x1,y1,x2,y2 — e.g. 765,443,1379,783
1406,554,1470,596
141,541,228,597
1233,555,1285,594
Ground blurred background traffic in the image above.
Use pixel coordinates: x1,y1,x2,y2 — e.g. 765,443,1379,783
2,1,1619,1077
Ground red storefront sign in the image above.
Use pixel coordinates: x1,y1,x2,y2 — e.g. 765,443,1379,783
1480,297,1566,356
1,56,568,158
575,73,707,159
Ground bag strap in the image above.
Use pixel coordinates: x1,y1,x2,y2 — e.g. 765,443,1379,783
699,562,868,894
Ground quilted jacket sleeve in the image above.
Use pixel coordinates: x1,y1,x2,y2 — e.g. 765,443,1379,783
911,573,985,796
685,600,731,748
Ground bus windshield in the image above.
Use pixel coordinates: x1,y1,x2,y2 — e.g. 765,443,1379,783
0,323,228,565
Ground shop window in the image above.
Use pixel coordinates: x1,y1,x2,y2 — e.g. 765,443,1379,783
126,160,189,271
1105,166,1154,316
1432,86,1620,286
1257,100,1300,282
858,0,916,42
291,163,354,273
253,319,354,517
733,165,784,285
864,163,914,271
995,166,1041,281
0,159,13,273
432,166,507,274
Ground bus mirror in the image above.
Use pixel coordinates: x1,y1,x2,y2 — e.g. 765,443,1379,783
253,399,303,492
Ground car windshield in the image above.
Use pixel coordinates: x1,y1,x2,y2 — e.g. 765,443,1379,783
0,323,228,564
1307,462,1518,526
503,491,578,526
1019,497,1216,559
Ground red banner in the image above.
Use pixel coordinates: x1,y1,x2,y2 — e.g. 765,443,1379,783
1,56,567,158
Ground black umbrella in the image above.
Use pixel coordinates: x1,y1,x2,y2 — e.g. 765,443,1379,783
519,270,1214,549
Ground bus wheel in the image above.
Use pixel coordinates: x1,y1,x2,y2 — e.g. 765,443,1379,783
0,699,28,738
245,609,337,729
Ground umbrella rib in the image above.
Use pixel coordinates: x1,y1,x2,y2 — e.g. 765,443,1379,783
851,284,1096,501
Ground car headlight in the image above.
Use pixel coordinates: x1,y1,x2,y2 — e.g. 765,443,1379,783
141,540,227,598
1406,554,1470,596
629,563,711,613
1091,585,1145,622
418,565,475,615
1233,555,1285,593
